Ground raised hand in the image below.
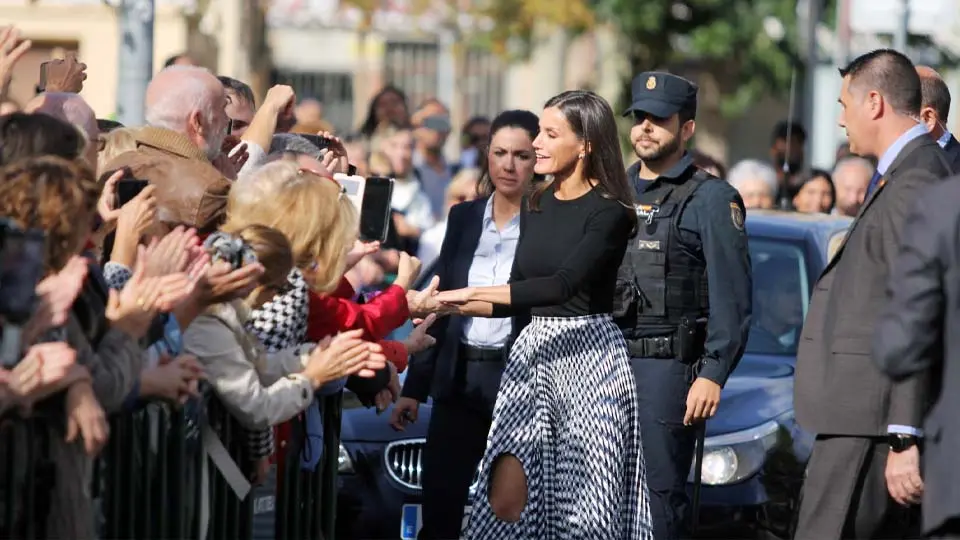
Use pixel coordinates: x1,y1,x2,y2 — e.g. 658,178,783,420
393,252,423,291
41,51,87,93
0,26,32,101
344,240,381,272
96,170,124,229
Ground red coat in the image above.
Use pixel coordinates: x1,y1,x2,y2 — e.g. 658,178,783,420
306,277,410,372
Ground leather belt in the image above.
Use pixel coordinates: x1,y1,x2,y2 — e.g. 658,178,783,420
459,344,505,363
626,336,676,359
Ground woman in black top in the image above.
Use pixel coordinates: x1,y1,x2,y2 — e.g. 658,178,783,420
433,91,653,539
389,110,540,539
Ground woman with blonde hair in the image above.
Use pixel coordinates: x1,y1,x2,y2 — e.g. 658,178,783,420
228,159,433,478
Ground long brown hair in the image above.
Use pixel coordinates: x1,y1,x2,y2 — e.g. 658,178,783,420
529,90,637,230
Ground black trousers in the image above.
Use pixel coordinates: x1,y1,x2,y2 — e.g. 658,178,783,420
418,351,503,540
418,398,492,540
630,356,697,540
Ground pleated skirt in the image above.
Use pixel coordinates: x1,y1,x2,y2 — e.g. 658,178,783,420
464,314,654,539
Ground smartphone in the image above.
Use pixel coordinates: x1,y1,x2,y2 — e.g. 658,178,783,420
115,178,149,208
359,176,395,243
333,173,366,214
38,61,49,92
0,220,47,329
298,134,332,154
97,118,124,134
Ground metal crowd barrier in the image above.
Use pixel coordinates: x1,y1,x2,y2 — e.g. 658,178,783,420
0,389,344,540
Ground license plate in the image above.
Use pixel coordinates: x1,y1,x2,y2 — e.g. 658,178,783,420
400,504,472,540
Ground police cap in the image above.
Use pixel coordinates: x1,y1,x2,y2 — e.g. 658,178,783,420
623,72,699,119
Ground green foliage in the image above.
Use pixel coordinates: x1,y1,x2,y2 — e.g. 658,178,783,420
591,0,833,117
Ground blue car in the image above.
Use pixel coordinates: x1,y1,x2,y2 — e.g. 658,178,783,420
335,209,852,540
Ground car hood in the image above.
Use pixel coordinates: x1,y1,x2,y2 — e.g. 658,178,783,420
707,354,795,437
339,392,433,443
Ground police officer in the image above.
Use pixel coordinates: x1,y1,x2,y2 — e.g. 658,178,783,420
615,72,753,540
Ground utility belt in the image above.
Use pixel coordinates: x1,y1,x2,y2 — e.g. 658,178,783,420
625,316,704,363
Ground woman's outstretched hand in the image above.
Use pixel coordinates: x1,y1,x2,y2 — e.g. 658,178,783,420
433,287,474,306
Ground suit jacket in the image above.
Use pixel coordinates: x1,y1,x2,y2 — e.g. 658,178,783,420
794,134,951,437
873,176,960,534
942,134,960,172
401,197,530,404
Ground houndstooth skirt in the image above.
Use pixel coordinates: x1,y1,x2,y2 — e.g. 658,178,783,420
464,314,654,540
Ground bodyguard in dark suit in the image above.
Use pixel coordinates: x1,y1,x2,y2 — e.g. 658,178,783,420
873,175,960,539
390,110,539,540
917,65,960,171
793,49,953,540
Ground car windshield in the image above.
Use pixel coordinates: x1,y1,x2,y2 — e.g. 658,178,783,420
745,238,810,356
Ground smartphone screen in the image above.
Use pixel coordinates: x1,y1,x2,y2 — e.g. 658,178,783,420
115,178,149,208
0,224,46,326
359,176,395,243
333,173,365,214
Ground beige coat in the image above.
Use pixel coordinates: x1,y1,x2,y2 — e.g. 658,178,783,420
183,300,314,430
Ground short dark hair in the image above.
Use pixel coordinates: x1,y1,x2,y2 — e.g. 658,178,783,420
839,49,921,116
678,102,698,126
920,74,951,122
771,119,807,145
218,76,256,108
0,112,85,167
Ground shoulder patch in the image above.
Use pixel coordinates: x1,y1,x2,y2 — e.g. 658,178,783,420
730,202,744,231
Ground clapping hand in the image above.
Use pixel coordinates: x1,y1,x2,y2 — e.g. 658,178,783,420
9,343,84,405
23,255,88,344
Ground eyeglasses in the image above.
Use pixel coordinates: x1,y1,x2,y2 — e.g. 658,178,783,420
296,166,347,200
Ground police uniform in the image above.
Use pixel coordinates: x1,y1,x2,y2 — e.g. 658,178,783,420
615,72,753,540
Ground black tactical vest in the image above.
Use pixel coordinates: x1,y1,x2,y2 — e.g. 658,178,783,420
614,166,710,340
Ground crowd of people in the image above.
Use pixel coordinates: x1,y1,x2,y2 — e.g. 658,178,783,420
1,19,959,540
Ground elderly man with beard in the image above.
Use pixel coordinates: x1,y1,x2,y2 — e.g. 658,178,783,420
103,65,232,235
613,71,753,540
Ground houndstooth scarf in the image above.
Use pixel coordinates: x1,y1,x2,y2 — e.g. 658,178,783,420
242,269,310,459
246,269,309,352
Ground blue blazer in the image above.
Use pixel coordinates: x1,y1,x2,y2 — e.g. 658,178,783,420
401,197,530,403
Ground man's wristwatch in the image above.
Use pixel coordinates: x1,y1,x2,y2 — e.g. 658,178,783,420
888,433,919,453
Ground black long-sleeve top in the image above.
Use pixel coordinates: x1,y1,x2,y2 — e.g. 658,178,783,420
493,187,633,318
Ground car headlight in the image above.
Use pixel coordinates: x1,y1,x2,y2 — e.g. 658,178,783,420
687,420,780,486
338,443,354,474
